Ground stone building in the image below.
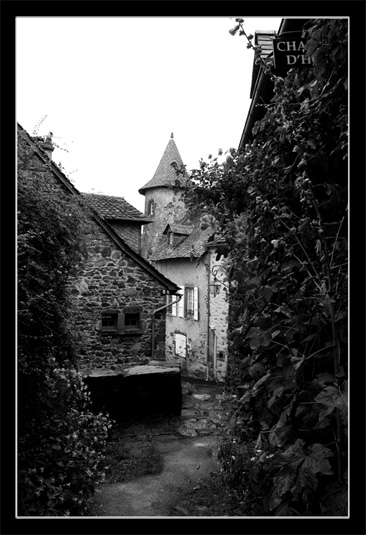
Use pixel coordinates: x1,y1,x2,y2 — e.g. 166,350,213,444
139,134,229,381
17,123,179,372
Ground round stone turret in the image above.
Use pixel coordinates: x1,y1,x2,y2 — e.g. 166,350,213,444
139,134,189,260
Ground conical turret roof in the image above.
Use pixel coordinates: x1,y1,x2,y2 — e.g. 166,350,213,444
138,133,188,195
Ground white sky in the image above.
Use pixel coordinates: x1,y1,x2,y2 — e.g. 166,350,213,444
16,16,282,212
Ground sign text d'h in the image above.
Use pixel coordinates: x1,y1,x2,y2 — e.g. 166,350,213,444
273,34,312,70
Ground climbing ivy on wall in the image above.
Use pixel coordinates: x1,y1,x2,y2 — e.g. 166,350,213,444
179,18,348,515
17,130,112,516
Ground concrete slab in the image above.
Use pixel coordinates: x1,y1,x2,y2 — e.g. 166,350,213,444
123,365,180,376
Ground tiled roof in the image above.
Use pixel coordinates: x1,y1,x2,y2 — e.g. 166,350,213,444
138,134,189,195
163,224,193,236
82,193,152,223
152,226,214,261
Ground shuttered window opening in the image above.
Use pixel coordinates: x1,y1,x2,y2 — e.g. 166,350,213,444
175,333,187,357
185,286,199,320
167,293,178,316
185,287,194,316
178,286,185,318
193,286,199,320
167,286,199,320
171,296,177,316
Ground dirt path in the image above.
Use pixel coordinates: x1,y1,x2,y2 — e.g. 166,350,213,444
91,379,231,517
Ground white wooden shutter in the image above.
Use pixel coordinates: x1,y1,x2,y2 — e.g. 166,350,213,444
178,286,185,318
193,286,199,320
171,292,177,317
175,333,187,357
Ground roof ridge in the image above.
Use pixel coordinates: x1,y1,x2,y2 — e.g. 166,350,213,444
84,192,125,200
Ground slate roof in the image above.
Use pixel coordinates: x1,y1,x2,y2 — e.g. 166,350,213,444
138,134,188,195
82,193,151,223
152,226,214,261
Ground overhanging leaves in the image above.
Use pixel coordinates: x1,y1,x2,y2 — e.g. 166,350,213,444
269,440,333,511
315,385,348,425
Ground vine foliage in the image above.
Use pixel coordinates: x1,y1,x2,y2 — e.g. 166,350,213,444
17,129,112,516
179,18,348,515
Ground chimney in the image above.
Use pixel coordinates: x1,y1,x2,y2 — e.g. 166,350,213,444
32,132,55,159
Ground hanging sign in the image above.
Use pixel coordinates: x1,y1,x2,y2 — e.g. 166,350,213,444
273,32,312,69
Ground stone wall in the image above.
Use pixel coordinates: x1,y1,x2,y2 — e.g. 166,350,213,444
70,217,168,371
207,248,229,381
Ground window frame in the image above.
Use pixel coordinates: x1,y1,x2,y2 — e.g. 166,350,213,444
124,312,141,331
167,286,198,320
178,286,185,318
167,231,174,245
185,287,195,317
101,312,119,333
100,307,143,336
184,286,199,320
147,199,155,217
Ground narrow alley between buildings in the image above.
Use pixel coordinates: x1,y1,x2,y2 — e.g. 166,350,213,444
90,378,232,517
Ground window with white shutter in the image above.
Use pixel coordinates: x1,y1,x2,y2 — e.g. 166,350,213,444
193,286,199,320
183,286,199,320
175,333,187,357
171,297,177,316
167,293,180,316
178,286,185,318
185,287,194,317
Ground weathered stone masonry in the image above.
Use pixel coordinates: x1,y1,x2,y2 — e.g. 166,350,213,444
70,219,168,370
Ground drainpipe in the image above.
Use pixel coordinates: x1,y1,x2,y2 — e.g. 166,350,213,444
206,252,211,381
151,295,182,360
213,328,217,381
